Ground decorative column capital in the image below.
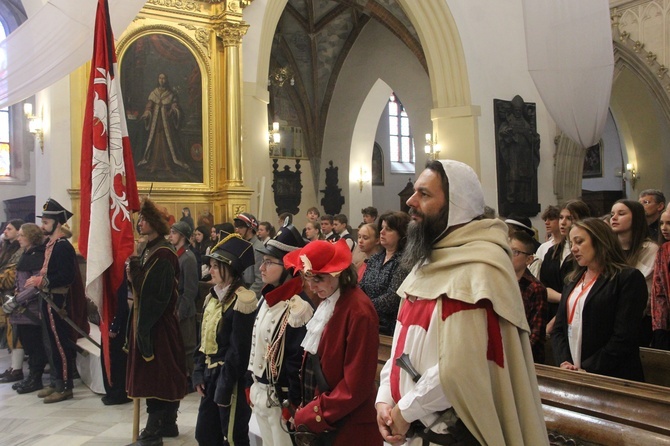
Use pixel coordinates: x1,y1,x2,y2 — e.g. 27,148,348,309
215,22,249,46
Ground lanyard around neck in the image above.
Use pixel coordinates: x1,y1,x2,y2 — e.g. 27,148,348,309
567,272,599,325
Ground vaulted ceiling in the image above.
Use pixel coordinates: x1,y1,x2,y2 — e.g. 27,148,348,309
268,0,425,188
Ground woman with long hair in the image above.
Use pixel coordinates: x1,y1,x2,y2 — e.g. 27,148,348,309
283,240,381,446
193,225,213,277
651,208,670,350
247,223,312,446
359,211,410,335
7,223,47,394
303,220,322,242
539,199,590,331
193,232,257,445
356,223,381,278
609,199,658,346
552,218,647,381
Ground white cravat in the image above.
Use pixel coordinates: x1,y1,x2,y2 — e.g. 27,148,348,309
301,289,341,354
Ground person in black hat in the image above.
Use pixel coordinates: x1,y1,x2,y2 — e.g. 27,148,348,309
125,198,187,445
25,198,82,403
234,212,265,298
168,221,199,383
193,231,258,446
246,223,312,446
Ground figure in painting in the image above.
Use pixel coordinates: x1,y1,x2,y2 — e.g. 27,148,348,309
497,95,540,214
137,73,191,173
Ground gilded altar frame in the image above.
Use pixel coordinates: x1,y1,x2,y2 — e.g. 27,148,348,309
69,1,254,240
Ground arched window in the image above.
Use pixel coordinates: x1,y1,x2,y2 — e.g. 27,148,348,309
388,93,414,173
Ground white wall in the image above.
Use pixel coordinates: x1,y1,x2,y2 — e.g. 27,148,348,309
322,20,431,220
446,0,558,230
34,78,73,222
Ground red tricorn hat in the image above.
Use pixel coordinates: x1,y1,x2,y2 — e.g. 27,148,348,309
283,239,352,276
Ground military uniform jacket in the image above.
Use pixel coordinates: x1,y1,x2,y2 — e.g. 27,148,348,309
248,276,312,406
193,284,257,406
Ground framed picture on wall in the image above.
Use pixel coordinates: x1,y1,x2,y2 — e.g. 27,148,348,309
583,140,603,178
372,142,384,186
119,32,204,184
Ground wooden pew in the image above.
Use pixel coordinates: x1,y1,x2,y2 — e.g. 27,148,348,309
640,347,670,387
378,335,670,445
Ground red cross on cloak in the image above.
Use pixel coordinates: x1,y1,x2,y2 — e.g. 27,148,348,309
390,296,504,404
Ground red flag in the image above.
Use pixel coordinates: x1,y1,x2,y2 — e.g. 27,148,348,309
80,0,140,385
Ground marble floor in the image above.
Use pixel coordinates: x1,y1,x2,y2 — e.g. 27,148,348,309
0,348,202,445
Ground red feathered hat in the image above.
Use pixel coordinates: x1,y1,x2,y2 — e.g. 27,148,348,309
283,239,352,276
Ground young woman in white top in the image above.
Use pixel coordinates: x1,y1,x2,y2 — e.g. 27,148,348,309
610,199,659,346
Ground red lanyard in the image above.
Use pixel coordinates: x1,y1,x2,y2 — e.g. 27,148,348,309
567,272,599,325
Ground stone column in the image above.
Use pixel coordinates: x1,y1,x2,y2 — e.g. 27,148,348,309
430,105,482,175
553,133,586,202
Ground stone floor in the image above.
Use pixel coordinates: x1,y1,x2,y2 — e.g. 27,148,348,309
0,348,201,445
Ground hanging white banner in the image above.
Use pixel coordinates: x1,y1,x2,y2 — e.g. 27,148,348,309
0,0,146,108
522,0,614,148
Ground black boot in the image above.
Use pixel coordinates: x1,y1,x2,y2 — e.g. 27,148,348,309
127,412,163,446
12,376,30,390
157,407,179,438
15,372,43,394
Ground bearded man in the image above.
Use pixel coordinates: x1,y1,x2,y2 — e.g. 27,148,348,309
375,160,548,445
126,198,187,445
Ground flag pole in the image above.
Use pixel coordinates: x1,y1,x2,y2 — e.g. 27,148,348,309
132,283,140,441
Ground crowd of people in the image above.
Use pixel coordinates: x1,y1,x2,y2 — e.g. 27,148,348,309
3,170,670,445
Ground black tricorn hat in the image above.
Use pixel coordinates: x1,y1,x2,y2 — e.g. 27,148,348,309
256,223,305,260
206,231,255,276
37,198,73,225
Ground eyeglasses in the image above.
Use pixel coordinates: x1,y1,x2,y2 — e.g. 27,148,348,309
640,200,655,205
511,249,532,257
261,259,283,267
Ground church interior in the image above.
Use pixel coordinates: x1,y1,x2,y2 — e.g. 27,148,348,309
1,0,670,444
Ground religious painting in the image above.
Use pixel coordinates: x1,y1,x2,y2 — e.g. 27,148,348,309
119,33,203,183
582,140,603,178
372,142,384,186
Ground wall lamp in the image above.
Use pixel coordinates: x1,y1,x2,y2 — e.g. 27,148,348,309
24,103,44,153
357,166,371,192
624,163,638,189
268,122,280,156
424,133,439,160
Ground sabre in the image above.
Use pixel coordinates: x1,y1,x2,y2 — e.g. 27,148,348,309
39,291,102,349
395,352,421,382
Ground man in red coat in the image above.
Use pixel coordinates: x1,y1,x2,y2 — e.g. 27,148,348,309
283,240,382,446
126,198,187,445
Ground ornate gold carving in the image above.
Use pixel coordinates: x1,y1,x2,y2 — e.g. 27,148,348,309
633,40,644,52
620,30,630,41
146,0,200,11
216,23,249,46
179,23,211,51
205,1,253,12
232,204,245,215
658,65,668,78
